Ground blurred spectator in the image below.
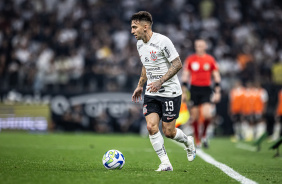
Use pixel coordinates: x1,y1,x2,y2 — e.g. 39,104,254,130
0,0,281,94
68,49,84,92
34,44,54,92
6,51,21,89
272,60,282,85
253,81,268,139
199,0,215,19
60,104,88,131
1,0,282,134
275,89,282,138
92,111,112,133
120,104,145,133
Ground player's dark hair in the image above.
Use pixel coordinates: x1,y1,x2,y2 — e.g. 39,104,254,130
131,11,153,25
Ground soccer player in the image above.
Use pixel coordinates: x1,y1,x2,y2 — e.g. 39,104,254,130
131,11,196,171
229,80,245,141
253,81,268,139
181,39,221,148
241,81,256,141
275,89,282,137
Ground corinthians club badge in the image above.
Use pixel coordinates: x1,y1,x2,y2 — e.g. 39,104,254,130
150,51,157,61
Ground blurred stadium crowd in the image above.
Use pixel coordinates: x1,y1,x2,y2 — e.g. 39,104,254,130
0,0,282,135
1,0,282,93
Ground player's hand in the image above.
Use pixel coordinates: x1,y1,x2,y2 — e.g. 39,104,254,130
181,86,188,102
147,81,162,93
132,86,143,103
182,92,187,102
211,92,221,103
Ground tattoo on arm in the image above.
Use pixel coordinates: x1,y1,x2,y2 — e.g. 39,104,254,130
159,57,182,84
138,66,147,87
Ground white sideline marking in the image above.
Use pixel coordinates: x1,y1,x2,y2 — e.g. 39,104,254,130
236,143,256,152
173,141,258,184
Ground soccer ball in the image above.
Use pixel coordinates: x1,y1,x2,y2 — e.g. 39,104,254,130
102,149,125,170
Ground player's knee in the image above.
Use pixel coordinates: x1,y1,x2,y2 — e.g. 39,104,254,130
190,115,198,123
162,127,175,139
147,124,158,134
203,112,212,120
190,110,199,121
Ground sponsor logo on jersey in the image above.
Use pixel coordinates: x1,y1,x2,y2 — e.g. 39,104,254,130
158,86,165,93
147,67,160,71
145,57,149,62
150,51,157,61
148,72,163,80
138,44,143,50
191,62,200,71
203,63,210,71
163,47,171,58
150,43,160,49
163,113,176,117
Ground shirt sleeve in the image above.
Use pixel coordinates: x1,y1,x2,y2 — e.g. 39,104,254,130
210,56,218,71
161,36,179,62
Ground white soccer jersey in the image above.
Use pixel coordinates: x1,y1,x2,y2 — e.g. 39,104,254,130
137,32,182,97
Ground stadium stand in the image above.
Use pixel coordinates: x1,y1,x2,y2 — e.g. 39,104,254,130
0,0,282,135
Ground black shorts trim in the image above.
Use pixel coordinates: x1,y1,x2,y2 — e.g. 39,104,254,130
143,95,181,122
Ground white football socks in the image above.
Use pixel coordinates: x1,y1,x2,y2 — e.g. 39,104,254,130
233,122,241,139
149,131,170,164
173,128,189,147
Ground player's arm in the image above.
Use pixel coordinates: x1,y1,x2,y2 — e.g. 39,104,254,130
181,69,190,90
137,66,147,87
160,56,182,84
180,67,190,102
181,70,190,84
212,70,221,93
211,70,221,103
132,66,147,102
147,57,182,93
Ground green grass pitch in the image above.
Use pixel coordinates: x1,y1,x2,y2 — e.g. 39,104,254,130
0,132,281,184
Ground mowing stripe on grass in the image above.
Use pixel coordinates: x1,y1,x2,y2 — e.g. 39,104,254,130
173,141,258,184
236,143,257,152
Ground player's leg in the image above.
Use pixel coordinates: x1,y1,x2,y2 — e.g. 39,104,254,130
231,114,243,142
198,86,214,148
146,113,173,171
272,116,282,140
280,116,282,137
161,95,196,162
244,115,254,141
254,114,264,139
143,95,172,171
189,86,202,147
190,106,200,147
201,102,214,148
241,115,249,140
162,120,196,161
